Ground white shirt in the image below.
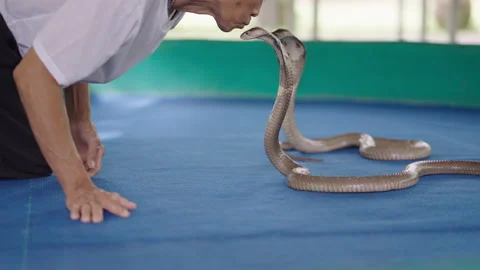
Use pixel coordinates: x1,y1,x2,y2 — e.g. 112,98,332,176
0,0,184,87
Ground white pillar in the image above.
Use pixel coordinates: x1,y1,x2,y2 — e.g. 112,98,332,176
285,0,295,32
448,0,459,43
313,0,320,40
421,0,428,41
397,0,404,40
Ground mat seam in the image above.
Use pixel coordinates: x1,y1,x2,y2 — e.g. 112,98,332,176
21,180,32,270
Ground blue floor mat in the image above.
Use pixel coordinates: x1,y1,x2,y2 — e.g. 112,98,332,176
1,95,479,270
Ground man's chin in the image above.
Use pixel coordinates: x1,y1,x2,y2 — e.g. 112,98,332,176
217,23,238,33
218,25,232,32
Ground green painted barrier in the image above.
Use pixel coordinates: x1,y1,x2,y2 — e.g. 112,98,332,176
92,40,480,108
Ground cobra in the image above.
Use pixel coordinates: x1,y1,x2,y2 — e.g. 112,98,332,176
274,29,431,161
240,27,480,192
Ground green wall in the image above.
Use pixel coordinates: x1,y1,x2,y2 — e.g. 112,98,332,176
92,40,480,108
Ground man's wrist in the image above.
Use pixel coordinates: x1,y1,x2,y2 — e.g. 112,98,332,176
64,82,91,123
61,171,95,197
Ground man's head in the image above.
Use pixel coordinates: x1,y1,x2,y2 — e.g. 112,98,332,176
174,0,264,32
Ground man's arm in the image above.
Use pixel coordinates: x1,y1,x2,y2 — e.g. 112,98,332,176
13,49,91,196
13,49,135,223
64,83,105,176
15,0,140,223
64,82,91,122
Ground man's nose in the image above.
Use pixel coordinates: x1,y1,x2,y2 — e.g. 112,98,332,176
251,9,259,17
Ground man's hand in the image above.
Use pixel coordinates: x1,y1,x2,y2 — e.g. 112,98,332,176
71,120,105,177
13,48,136,223
64,83,104,176
67,180,136,223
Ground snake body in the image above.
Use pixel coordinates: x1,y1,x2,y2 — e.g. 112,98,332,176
270,29,431,161
240,27,480,193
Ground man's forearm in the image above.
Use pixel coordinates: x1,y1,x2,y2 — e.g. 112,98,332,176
64,82,91,122
13,49,93,195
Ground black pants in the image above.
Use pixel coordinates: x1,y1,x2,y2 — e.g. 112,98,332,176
0,13,52,179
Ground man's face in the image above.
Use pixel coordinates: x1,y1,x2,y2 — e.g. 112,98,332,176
214,0,263,32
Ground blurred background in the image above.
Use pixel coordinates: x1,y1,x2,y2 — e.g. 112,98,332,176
94,0,480,107
167,0,480,44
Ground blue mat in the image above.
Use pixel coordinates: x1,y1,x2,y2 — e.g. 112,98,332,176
1,95,479,270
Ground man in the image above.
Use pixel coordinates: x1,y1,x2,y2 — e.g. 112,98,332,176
0,0,263,223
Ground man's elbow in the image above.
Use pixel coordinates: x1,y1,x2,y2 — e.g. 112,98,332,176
13,48,59,92
12,60,27,89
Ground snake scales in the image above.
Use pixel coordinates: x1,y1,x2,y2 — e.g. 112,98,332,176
240,27,480,192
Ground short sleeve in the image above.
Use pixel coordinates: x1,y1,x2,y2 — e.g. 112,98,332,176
32,0,143,87
170,12,185,29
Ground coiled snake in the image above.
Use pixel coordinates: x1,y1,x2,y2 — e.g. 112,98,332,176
240,27,480,192
273,29,432,161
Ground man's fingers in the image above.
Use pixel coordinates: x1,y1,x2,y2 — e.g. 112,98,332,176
85,140,101,174
81,204,92,223
86,140,98,169
99,194,130,218
70,204,81,220
110,192,136,210
91,202,104,223
110,192,137,210
88,143,104,177
94,143,105,171
118,197,137,210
